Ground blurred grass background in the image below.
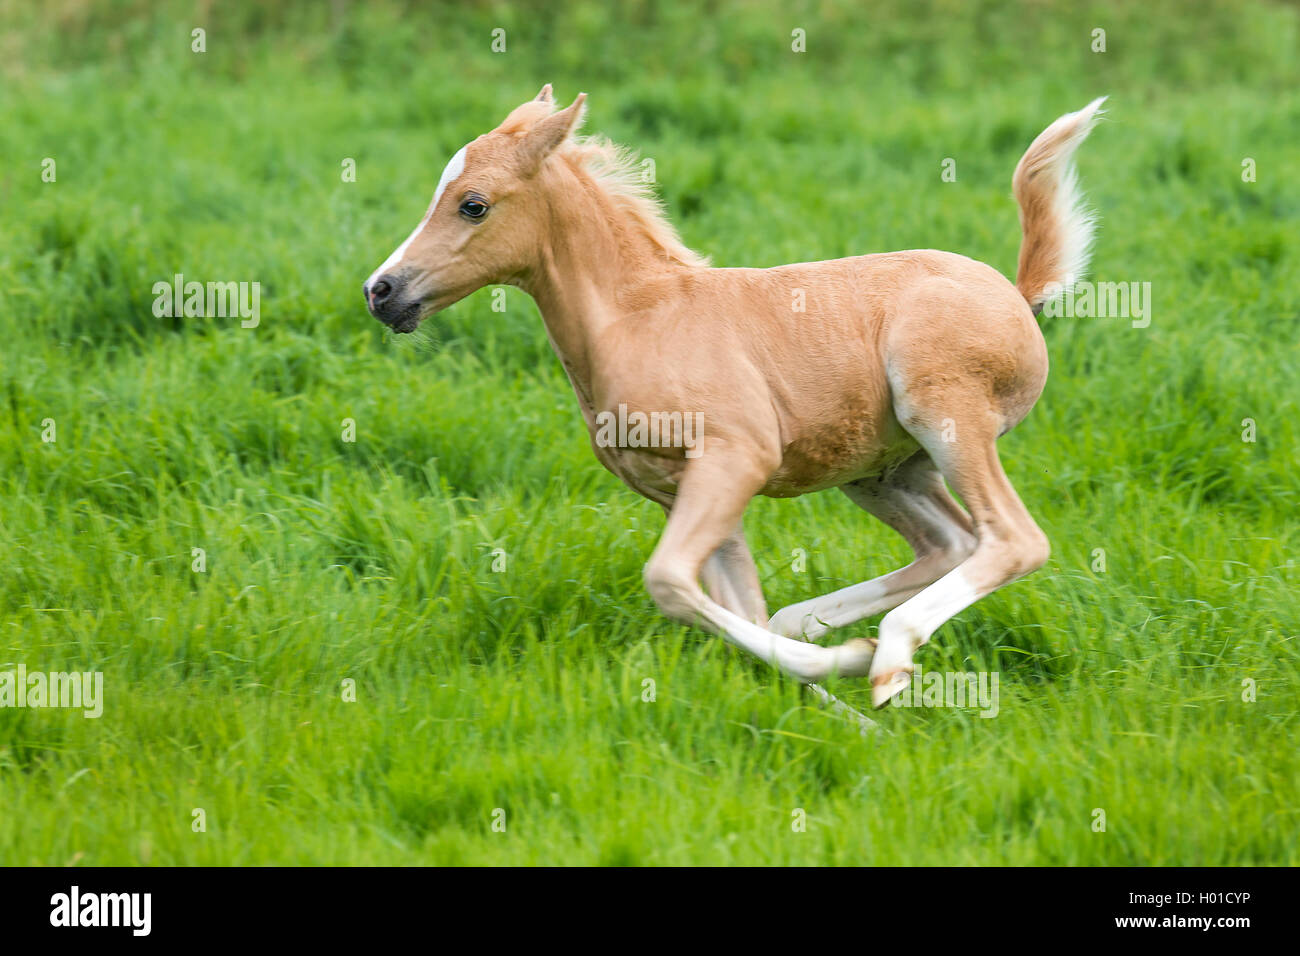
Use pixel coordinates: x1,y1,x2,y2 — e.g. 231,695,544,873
0,0,1296,863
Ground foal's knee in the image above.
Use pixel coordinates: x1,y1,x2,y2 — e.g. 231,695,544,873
643,559,703,623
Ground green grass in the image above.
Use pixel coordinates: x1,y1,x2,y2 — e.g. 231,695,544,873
0,0,1296,864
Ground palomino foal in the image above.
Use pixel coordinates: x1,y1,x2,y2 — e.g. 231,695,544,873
364,86,1105,708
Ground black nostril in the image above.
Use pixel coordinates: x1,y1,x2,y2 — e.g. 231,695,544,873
371,279,393,304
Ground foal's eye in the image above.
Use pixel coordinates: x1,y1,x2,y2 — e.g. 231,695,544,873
459,198,489,221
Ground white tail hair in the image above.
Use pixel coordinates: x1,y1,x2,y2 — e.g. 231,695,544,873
1013,96,1107,314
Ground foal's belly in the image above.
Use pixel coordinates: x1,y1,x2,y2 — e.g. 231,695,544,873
750,365,917,496
592,403,921,502
591,441,686,506
760,413,920,497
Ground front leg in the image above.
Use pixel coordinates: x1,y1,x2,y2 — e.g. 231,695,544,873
656,502,768,626
642,451,873,683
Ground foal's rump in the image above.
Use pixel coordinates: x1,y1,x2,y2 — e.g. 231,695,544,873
725,250,1043,495
758,97,1108,460
879,257,1050,441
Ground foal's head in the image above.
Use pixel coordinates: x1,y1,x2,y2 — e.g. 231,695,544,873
363,85,587,332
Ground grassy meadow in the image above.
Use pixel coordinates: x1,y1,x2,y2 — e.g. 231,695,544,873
0,0,1296,865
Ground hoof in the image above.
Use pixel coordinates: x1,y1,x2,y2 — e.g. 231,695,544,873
870,669,910,709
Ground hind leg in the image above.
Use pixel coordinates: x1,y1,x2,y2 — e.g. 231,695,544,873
869,417,1049,707
768,452,977,640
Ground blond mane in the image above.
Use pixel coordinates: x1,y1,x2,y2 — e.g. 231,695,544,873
560,136,710,268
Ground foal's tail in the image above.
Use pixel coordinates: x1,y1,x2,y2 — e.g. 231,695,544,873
1012,97,1107,315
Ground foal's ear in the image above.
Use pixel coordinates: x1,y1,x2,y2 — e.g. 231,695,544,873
535,83,554,105
518,93,587,175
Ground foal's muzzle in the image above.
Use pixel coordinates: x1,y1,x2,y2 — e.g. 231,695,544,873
363,273,420,333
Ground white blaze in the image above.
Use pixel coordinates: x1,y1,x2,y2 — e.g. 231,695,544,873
367,144,468,287
431,144,469,209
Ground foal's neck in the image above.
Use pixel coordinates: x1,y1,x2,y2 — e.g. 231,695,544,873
515,162,695,407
